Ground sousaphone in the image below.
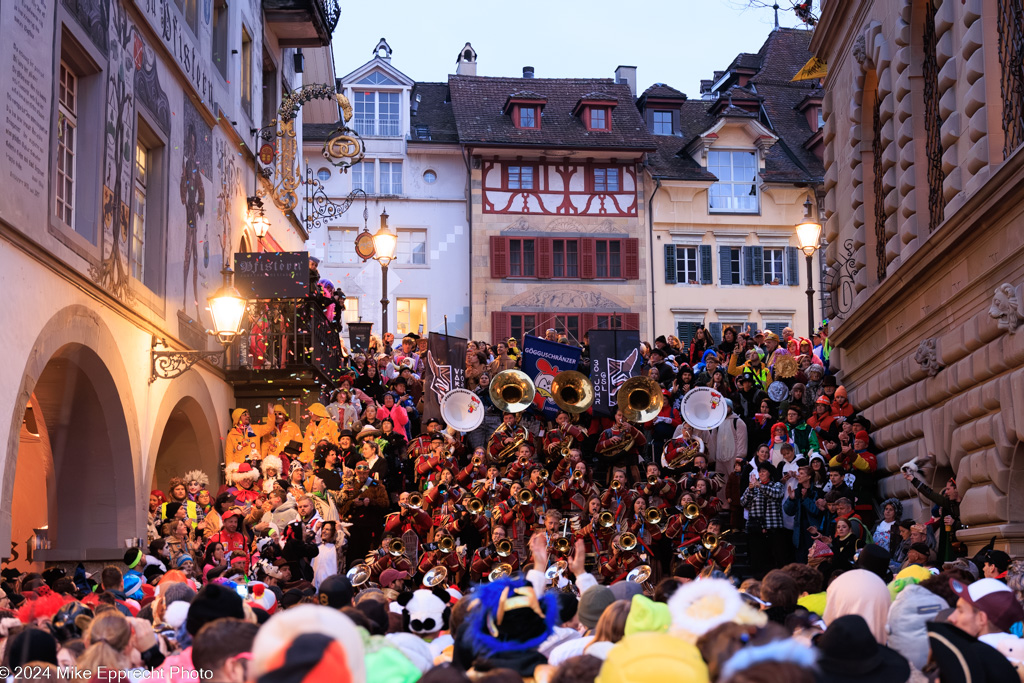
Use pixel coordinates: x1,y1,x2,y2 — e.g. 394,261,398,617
550,370,595,414
680,386,728,431
489,370,536,413
440,387,486,432
616,376,664,423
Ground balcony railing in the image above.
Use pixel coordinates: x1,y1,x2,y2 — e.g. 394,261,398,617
263,0,340,47
353,116,401,137
228,299,344,387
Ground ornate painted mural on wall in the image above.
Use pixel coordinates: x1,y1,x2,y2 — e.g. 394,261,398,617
62,0,108,54
215,135,244,271
135,43,171,135
94,0,139,303
181,98,212,318
133,0,215,112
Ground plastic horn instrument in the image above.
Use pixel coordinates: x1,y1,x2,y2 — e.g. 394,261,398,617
495,539,513,557
489,369,536,413
683,502,702,520
617,532,638,552
488,563,513,581
598,511,616,528
615,375,665,424
644,507,664,526
388,539,406,557
517,489,534,506
438,536,455,553
550,370,595,414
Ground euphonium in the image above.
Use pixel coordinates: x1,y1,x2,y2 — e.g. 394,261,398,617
423,566,448,587
615,375,665,424
388,539,406,557
517,489,534,506
554,536,571,554
617,532,638,552
683,502,702,520
407,493,423,510
467,499,484,515
550,370,595,414
495,539,513,557
644,507,664,526
488,563,513,581
438,536,455,553
598,511,616,528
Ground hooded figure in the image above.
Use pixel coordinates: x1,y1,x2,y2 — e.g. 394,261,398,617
823,569,892,645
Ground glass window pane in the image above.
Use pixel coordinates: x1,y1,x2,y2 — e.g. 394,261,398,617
609,241,621,277
566,241,578,277
521,166,534,189
523,239,535,276
510,239,521,276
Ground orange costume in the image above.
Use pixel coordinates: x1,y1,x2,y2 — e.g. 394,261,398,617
225,408,274,466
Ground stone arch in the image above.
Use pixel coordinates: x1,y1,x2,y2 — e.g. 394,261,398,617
147,370,224,497
2,305,142,557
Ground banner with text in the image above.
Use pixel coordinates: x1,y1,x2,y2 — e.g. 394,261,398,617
423,334,468,422
589,330,642,417
521,335,583,420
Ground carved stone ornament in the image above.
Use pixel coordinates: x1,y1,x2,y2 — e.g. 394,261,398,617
852,35,868,66
989,282,1023,333
504,288,624,310
914,337,944,377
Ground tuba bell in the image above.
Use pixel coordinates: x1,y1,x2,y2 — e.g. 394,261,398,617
644,507,664,526
550,370,595,414
388,539,406,557
616,376,665,424
517,489,534,506
438,536,455,553
495,539,513,557
598,511,616,528
617,533,638,552
489,370,536,413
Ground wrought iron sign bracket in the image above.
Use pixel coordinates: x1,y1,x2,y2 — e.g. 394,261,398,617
150,336,226,383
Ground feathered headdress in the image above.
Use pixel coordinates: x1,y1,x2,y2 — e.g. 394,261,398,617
182,470,209,488
465,578,558,654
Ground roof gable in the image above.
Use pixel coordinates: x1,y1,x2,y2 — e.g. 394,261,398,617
338,58,414,88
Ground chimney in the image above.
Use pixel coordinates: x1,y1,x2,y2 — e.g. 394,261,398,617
614,65,637,98
455,42,477,76
523,66,535,79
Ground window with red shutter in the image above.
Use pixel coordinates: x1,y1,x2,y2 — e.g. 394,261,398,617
580,313,596,337
490,236,509,278
536,238,553,279
492,312,511,344
623,238,640,279
623,312,640,330
580,238,596,279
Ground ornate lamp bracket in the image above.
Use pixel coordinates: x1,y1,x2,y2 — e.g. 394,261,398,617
150,336,226,383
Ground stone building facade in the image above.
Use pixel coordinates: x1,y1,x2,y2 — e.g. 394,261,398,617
813,0,1024,552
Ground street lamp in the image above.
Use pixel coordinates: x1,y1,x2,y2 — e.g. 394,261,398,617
247,196,270,241
371,208,398,337
151,267,248,381
795,196,823,339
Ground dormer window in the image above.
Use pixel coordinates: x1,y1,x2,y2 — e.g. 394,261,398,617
503,91,547,129
517,105,539,129
589,107,609,130
653,111,673,135
573,92,618,132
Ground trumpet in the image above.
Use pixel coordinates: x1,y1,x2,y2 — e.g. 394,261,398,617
388,539,406,557
495,539,513,557
472,455,484,467
407,493,423,510
517,489,534,506
644,507,664,526
553,536,571,554
610,480,623,492
517,454,530,468
438,536,455,553
647,474,660,487
683,502,702,520
559,434,575,459
467,499,484,515
538,468,550,483
488,563,513,582
550,370,595,414
598,511,616,528
617,532,638,552
572,469,585,481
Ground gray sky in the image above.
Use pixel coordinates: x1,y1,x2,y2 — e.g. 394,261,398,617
331,1,810,97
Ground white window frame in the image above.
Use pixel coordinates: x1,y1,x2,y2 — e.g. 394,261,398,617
342,296,360,324
380,160,402,195
351,160,375,194
395,229,427,266
327,227,359,264
56,60,78,227
763,247,785,285
353,91,401,137
708,149,759,214
676,245,700,284
131,138,149,281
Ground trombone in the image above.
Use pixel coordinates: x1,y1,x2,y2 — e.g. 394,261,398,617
438,536,455,553
550,370,595,414
683,502,703,520
597,511,616,528
489,370,536,413
495,539,513,557
647,474,660,488
538,468,550,483
616,376,664,424
517,489,535,506
407,493,423,510
617,532,638,552
572,469,585,481
644,507,664,527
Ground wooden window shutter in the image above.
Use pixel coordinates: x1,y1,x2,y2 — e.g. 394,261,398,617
623,312,640,330
664,244,677,284
623,238,640,279
786,246,800,286
718,246,731,285
490,236,509,278
751,245,765,285
580,237,596,279
492,312,511,342
676,322,698,349
741,247,753,285
699,245,713,284
537,237,553,279
709,322,722,343
580,313,596,337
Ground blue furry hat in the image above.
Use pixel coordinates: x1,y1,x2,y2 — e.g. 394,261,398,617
465,578,558,654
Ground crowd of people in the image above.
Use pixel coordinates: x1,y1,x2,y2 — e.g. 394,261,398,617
3,324,1022,682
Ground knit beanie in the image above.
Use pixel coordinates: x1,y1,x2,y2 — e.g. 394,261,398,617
186,583,245,636
577,585,615,630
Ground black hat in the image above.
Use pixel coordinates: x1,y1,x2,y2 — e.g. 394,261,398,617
164,502,183,519
284,439,303,456
981,549,1011,574
124,548,144,570
186,583,245,636
650,348,665,358
822,375,838,387
317,574,353,609
815,614,909,683
855,544,894,583
897,519,915,531
402,333,421,341
426,418,443,427
338,429,353,439
909,542,931,556
927,621,1018,683
143,564,165,584
429,434,444,443
655,336,667,345
281,588,307,609
42,567,66,587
